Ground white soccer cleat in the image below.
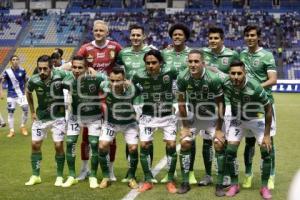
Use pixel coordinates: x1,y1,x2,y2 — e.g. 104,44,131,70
54,177,64,187
62,176,78,188
89,177,99,189
25,175,41,186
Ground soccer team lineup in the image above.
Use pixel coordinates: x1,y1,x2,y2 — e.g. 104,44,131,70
1,19,281,200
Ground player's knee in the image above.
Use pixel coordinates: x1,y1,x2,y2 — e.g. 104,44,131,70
128,144,138,153
99,141,110,152
166,140,176,149
180,140,192,151
54,142,64,153
32,141,41,152
7,108,15,114
140,141,151,149
214,140,224,151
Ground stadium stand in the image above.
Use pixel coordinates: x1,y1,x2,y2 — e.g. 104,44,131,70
8,47,74,75
0,47,10,65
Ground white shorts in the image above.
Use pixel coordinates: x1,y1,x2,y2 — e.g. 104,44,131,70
139,114,177,142
245,104,276,138
32,118,66,142
228,118,276,144
67,116,102,137
100,122,138,145
7,95,28,110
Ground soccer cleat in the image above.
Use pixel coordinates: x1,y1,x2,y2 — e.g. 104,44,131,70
150,178,158,184
25,175,42,186
128,179,139,189
177,182,190,194
7,130,15,138
99,178,110,189
226,184,240,197
198,175,213,186
189,171,197,184
0,122,6,127
138,182,153,192
166,181,177,193
62,176,78,187
242,173,253,188
89,177,99,189
20,126,28,136
121,178,130,183
260,186,272,200
268,175,275,190
215,184,226,197
54,177,64,187
76,168,90,181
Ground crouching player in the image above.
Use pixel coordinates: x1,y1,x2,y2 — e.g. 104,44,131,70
62,55,108,188
25,55,67,186
98,67,139,189
223,60,273,200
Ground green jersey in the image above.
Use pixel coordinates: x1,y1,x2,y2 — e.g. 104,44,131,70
103,84,137,125
177,68,223,116
202,46,239,74
27,69,67,121
161,46,191,72
132,65,178,117
223,76,270,119
62,72,108,118
117,45,152,79
240,47,276,103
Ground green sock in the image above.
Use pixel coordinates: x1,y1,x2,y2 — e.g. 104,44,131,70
189,140,196,171
55,154,65,177
260,147,271,186
202,139,213,176
179,149,191,183
31,152,42,176
99,149,110,178
270,137,275,176
226,144,239,184
128,149,138,179
166,146,177,181
140,146,153,181
244,137,256,175
149,142,154,166
215,149,225,185
66,135,78,177
89,136,99,177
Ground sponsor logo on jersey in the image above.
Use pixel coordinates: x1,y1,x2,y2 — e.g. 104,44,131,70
89,84,96,93
86,46,93,51
97,52,105,58
109,50,116,59
163,75,170,83
222,57,229,65
107,45,116,49
19,72,22,77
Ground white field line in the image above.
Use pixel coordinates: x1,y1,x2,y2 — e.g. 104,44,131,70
121,144,181,200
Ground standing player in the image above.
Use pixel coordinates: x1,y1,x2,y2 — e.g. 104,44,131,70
161,23,197,184
0,112,6,127
76,20,122,181
25,55,66,186
0,55,28,137
98,67,139,189
223,60,273,200
176,49,226,196
200,27,239,186
240,25,277,190
62,56,107,188
117,24,155,182
132,50,178,193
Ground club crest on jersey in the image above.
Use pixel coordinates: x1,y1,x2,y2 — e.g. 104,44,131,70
243,95,250,102
222,57,229,65
202,85,209,93
253,59,260,67
89,84,96,93
109,50,116,59
163,75,170,83
86,54,94,63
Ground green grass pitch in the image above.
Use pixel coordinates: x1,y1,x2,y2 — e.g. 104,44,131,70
0,93,299,200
